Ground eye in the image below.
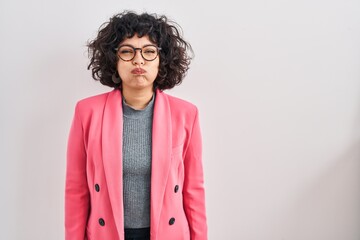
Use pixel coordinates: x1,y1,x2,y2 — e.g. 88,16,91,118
120,49,134,54
143,46,157,54
144,48,156,52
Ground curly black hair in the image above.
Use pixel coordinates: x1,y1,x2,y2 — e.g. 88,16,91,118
86,11,193,90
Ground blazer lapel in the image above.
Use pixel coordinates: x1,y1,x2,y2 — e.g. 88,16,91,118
150,88,172,237
102,88,124,238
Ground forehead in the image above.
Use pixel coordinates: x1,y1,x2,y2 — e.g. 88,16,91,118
120,34,155,47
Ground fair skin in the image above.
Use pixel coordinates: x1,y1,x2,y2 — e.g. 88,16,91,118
117,34,160,110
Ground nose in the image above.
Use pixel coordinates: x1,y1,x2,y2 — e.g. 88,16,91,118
132,49,144,65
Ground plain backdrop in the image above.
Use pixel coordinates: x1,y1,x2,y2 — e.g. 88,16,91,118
0,0,359,239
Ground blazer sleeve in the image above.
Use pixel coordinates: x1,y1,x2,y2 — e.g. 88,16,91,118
65,102,90,240
183,106,208,240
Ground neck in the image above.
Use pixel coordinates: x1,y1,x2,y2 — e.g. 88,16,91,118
121,87,154,110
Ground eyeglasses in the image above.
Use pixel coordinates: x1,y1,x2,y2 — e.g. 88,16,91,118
114,44,161,61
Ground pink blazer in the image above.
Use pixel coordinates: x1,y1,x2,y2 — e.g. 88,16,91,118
65,88,207,240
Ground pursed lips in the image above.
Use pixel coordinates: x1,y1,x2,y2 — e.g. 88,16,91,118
131,68,146,74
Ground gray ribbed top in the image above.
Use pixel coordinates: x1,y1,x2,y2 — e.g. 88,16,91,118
122,91,155,228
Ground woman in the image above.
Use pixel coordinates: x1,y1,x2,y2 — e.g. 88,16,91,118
65,11,207,240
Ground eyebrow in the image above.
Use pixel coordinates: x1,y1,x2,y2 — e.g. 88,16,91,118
117,43,157,48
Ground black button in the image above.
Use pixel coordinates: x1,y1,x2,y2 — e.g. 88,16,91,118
95,184,100,192
99,218,105,226
174,185,179,193
169,217,175,225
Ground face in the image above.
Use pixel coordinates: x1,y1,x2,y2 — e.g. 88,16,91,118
116,34,160,92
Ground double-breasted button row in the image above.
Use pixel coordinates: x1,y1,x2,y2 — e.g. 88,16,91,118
169,185,179,226
96,183,176,227
95,184,104,227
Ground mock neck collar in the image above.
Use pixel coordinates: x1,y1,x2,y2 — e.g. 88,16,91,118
122,91,156,118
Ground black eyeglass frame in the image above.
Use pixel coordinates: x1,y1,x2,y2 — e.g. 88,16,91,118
114,44,162,62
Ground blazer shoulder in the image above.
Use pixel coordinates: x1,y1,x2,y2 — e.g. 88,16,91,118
165,92,199,117
74,91,111,114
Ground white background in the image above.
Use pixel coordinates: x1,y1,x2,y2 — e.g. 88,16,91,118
1,0,359,239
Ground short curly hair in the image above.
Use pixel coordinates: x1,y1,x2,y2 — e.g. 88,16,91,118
86,11,193,90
